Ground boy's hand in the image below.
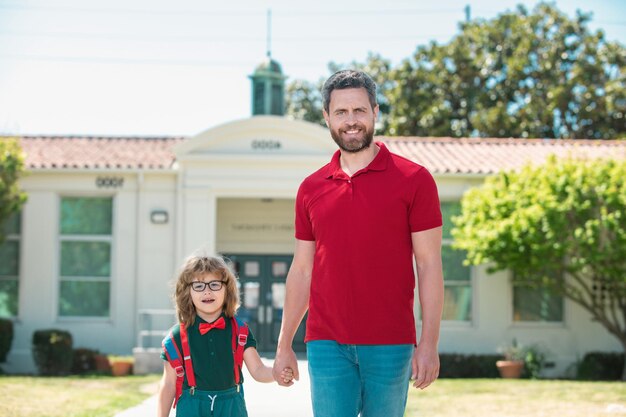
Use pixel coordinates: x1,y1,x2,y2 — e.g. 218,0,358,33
280,367,294,384
273,347,299,386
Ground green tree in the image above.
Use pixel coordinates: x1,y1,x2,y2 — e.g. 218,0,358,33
389,2,626,138
286,3,626,139
0,138,27,243
452,156,626,379
285,78,325,126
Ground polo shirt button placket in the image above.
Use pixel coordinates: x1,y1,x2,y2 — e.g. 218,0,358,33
346,178,353,199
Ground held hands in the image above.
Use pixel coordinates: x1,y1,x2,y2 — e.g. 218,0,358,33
411,343,440,390
273,347,299,387
279,367,295,384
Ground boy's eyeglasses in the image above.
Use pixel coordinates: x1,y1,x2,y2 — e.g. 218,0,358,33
190,281,225,292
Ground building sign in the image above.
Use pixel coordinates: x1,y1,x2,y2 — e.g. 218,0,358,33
216,198,296,252
96,176,124,188
251,139,282,150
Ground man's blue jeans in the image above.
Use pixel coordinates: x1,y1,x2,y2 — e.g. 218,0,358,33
307,340,414,417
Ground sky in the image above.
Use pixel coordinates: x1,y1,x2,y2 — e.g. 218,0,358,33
0,0,624,137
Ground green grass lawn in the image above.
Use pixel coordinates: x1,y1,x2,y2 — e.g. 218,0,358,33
0,374,161,417
1,375,624,417
406,379,626,417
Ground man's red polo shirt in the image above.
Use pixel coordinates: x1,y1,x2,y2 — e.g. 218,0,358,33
295,142,442,345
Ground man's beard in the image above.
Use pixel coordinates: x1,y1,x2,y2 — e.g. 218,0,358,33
329,123,374,153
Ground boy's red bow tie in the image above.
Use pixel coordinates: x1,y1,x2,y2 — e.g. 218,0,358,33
199,317,225,335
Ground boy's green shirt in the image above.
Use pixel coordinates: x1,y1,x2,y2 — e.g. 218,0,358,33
161,313,257,391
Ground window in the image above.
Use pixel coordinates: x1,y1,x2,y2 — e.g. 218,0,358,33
253,82,265,115
441,202,472,321
271,83,283,115
0,213,21,317
513,284,563,322
59,197,112,317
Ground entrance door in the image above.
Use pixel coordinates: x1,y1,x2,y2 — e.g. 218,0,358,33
224,254,306,353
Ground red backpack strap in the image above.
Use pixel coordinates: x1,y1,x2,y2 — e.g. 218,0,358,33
231,317,249,385
161,326,185,408
179,323,197,395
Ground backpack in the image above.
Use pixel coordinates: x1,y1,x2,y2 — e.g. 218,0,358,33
161,316,249,408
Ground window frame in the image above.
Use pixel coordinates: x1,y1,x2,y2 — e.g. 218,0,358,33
440,201,474,325
57,195,115,321
440,235,475,325
510,272,566,327
0,212,22,319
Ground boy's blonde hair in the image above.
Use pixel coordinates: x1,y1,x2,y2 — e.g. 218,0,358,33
174,254,240,327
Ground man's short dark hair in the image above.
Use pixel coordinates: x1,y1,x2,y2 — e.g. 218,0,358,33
322,70,377,113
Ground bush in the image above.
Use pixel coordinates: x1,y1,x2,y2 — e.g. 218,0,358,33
523,345,546,379
439,353,502,378
32,329,74,376
577,352,624,380
71,348,100,374
0,318,14,362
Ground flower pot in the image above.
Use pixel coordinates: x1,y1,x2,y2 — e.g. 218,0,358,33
94,354,111,373
110,361,133,376
496,360,525,378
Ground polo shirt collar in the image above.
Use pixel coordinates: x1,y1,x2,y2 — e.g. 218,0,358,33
325,141,390,179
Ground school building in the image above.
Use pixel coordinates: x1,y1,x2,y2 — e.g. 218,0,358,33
1,59,625,376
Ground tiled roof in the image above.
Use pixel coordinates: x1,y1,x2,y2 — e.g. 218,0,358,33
13,136,185,170
380,136,626,174
4,135,625,174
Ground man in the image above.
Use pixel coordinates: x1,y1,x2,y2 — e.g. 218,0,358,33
272,70,444,417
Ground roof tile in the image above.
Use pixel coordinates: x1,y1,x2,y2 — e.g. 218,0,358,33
4,135,625,175
12,136,185,170
380,137,626,174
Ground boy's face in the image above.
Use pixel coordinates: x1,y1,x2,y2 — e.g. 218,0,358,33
190,272,226,322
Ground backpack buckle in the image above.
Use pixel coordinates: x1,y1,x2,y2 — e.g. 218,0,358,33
174,365,184,378
238,334,247,346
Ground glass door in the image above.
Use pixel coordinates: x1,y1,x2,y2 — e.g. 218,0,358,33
225,254,306,353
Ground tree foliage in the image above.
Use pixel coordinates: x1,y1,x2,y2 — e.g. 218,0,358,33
451,156,626,378
388,3,625,139
285,78,325,126
0,138,27,243
286,3,626,139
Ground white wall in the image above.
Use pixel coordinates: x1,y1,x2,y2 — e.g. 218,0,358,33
6,171,178,373
5,125,622,375
134,173,179,349
217,198,295,254
431,265,622,377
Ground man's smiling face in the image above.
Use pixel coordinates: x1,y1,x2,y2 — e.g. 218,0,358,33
324,87,379,153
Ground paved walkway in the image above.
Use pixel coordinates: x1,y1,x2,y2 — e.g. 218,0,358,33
115,359,313,417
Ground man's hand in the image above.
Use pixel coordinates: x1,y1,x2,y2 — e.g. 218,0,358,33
411,343,440,389
273,346,299,387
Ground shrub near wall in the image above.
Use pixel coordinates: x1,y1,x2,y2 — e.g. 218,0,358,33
32,329,73,376
577,352,625,380
71,348,100,374
0,318,13,363
439,354,502,378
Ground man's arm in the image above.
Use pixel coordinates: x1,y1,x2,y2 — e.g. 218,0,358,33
411,226,444,389
272,239,315,386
